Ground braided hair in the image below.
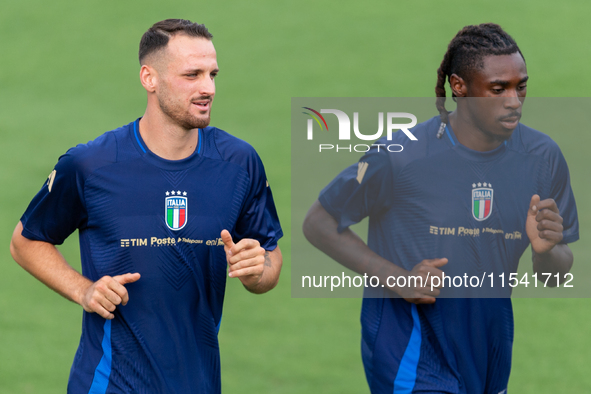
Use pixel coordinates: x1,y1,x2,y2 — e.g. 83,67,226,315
435,23,524,137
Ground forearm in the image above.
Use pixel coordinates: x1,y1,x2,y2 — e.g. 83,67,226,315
243,247,282,294
532,243,573,287
10,221,91,305
303,200,407,286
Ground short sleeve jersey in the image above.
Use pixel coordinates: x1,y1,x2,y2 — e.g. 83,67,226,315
319,116,578,394
20,119,283,394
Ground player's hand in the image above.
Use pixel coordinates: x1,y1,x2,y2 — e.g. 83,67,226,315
221,230,266,288
400,258,448,304
526,195,563,254
80,273,141,320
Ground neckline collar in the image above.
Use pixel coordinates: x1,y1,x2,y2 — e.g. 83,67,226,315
444,121,511,162
130,118,203,170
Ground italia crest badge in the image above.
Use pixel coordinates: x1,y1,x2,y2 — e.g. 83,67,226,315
165,191,188,230
472,183,493,221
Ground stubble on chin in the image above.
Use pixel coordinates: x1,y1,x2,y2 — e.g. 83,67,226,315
158,95,211,130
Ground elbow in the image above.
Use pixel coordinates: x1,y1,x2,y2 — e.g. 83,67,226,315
303,207,322,244
303,200,324,242
9,237,18,261
10,222,26,265
302,215,314,243
565,246,574,272
303,200,338,248
10,234,24,267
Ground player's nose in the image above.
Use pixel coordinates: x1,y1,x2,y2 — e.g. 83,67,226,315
199,76,215,97
503,90,521,109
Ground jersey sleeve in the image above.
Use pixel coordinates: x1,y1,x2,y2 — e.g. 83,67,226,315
319,147,394,232
20,151,88,245
548,146,579,244
234,151,283,250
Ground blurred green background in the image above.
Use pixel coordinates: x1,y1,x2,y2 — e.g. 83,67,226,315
1,1,589,393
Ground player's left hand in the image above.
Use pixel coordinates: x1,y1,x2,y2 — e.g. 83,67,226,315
526,194,563,254
221,229,266,288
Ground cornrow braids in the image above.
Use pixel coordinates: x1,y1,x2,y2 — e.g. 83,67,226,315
435,23,524,138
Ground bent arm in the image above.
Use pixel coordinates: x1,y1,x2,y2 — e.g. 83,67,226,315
532,244,573,287
222,228,283,295
526,196,575,287
303,200,403,285
230,246,282,295
303,200,447,304
10,221,140,319
10,221,91,305
249,246,283,294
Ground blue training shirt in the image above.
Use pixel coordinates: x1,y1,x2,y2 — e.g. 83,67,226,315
21,119,283,394
319,115,578,394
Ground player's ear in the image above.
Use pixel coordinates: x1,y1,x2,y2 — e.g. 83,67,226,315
140,64,158,93
449,73,467,97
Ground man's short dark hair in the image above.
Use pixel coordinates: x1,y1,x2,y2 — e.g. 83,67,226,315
139,19,213,65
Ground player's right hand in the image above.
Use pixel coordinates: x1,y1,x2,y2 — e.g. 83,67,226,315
400,258,448,305
80,273,141,319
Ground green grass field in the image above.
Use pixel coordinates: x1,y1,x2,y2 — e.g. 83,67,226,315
1,1,590,392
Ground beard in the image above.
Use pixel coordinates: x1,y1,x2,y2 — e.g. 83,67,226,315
157,89,212,130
